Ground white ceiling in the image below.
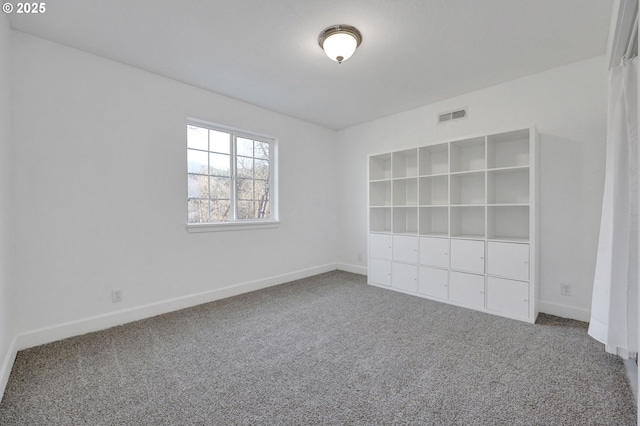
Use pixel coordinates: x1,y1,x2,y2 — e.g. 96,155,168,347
8,0,614,130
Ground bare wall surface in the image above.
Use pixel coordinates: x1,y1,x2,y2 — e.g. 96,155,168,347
10,31,339,336
0,14,14,373
336,56,608,321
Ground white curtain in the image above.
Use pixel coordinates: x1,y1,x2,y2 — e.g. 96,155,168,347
588,57,638,358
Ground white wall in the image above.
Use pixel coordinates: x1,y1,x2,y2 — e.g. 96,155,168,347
10,31,338,343
337,56,608,321
0,14,15,391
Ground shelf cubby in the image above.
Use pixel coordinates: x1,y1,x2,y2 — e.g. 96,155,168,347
450,171,485,205
392,178,418,206
392,149,419,178
450,137,485,172
419,143,448,175
419,207,448,236
370,153,392,180
487,168,529,205
370,207,392,233
370,181,392,206
487,129,530,169
450,206,485,238
487,206,529,241
393,207,418,234
419,175,448,205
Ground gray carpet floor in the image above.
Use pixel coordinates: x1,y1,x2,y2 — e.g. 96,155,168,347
0,271,636,425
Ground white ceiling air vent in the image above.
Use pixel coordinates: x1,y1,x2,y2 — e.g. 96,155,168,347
438,107,467,124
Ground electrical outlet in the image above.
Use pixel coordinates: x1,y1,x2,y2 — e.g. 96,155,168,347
112,289,123,303
358,253,363,262
561,283,572,296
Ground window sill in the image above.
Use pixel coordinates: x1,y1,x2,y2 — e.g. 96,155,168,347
186,220,280,233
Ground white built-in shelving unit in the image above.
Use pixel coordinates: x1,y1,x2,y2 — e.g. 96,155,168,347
368,128,538,323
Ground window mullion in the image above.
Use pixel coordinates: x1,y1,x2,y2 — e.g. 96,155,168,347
269,143,273,217
230,134,237,221
207,128,212,223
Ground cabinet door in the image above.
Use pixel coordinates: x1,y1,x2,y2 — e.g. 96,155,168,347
450,239,485,274
370,233,393,260
392,263,418,292
418,266,448,300
487,277,529,318
369,259,391,286
449,271,485,309
487,242,529,281
419,237,449,268
393,235,419,263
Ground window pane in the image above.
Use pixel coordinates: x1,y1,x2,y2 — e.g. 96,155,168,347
187,149,208,174
254,179,269,201
210,153,230,176
255,141,269,159
210,130,230,154
188,174,208,198
237,156,253,178
237,179,254,200
254,159,269,180
210,176,231,200
188,199,209,223
237,138,254,157
210,199,231,222
237,201,257,219
257,199,270,219
187,125,208,151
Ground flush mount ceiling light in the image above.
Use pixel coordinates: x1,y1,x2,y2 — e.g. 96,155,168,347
318,24,362,64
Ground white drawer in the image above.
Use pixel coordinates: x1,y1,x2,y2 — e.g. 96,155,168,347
418,266,448,300
369,259,391,286
392,263,418,293
393,235,419,263
419,237,449,268
449,271,485,310
370,233,392,260
450,239,485,274
487,276,529,318
487,242,529,281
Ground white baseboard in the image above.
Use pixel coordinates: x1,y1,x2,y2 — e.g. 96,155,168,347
15,263,338,352
0,336,18,403
538,300,591,322
623,358,638,403
336,263,367,275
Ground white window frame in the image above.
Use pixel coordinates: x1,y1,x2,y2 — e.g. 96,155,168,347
186,118,279,233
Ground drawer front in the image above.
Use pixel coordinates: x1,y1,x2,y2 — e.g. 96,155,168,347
487,242,529,281
418,266,448,300
487,277,529,319
449,271,485,309
419,237,449,268
393,235,419,263
450,239,485,274
370,233,393,260
369,259,391,286
392,263,418,293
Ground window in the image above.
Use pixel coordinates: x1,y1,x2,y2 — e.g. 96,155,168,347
187,120,277,229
